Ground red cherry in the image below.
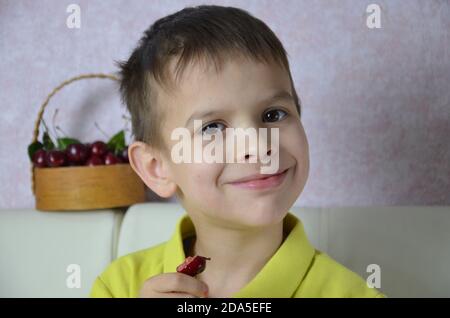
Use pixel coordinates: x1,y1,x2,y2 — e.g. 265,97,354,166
104,152,123,165
66,143,89,165
45,150,67,167
176,255,211,277
86,155,104,166
120,146,129,163
84,143,92,157
90,141,108,158
32,149,47,168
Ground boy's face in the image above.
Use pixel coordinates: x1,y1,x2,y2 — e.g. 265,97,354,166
143,55,309,229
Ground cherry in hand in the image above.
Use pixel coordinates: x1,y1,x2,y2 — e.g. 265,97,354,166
176,255,211,277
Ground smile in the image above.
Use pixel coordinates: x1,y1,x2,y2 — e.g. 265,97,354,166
228,168,290,190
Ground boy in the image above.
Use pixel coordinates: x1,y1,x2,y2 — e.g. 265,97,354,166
90,5,385,298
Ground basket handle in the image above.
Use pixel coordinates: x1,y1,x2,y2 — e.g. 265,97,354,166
31,73,120,195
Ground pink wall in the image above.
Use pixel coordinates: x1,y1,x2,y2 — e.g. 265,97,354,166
1,0,449,208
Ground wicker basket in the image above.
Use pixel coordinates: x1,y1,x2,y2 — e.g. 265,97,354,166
31,73,146,211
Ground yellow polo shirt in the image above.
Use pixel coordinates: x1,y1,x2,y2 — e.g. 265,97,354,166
90,212,386,298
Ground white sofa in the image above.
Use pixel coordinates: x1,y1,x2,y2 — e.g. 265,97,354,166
0,203,449,298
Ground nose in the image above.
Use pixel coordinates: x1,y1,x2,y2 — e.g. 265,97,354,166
240,147,272,163
233,128,278,164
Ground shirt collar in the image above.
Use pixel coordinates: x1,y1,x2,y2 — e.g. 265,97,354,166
163,212,315,298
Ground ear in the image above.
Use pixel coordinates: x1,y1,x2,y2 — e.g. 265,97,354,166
128,141,177,198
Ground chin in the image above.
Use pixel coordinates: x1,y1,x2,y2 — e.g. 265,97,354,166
235,205,288,228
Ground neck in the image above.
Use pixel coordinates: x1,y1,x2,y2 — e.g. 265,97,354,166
187,216,285,298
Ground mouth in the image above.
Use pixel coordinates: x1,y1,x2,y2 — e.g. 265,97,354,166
228,167,290,190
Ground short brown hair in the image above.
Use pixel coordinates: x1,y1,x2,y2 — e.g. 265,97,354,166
117,5,301,151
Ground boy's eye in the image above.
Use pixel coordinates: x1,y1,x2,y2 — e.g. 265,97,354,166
201,122,226,135
262,108,287,123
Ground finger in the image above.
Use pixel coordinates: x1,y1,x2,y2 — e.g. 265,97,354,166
139,291,198,298
152,273,209,298
161,292,199,298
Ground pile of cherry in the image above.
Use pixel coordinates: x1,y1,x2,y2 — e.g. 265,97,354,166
28,130,129,168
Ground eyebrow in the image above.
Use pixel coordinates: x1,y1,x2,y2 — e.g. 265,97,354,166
184,90,295,128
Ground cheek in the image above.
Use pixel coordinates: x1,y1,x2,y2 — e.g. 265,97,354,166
282,123,309,160
176,163,223,194
282,123,310,180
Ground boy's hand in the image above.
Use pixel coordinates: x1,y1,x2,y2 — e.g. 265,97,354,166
138,272,209,298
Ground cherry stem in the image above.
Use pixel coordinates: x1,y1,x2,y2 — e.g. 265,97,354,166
41,118,57,141
94,121,110,139
122,114,131,138
122,114,131,130
55,125,69,137
41,118,50,133
52,108,60,139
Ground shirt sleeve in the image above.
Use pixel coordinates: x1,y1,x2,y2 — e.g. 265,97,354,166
90,276,114,298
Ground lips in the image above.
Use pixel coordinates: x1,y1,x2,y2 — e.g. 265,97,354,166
228,168,289,190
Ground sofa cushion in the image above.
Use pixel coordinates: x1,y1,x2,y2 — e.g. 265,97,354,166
324,206,450,298
0,208,124,298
